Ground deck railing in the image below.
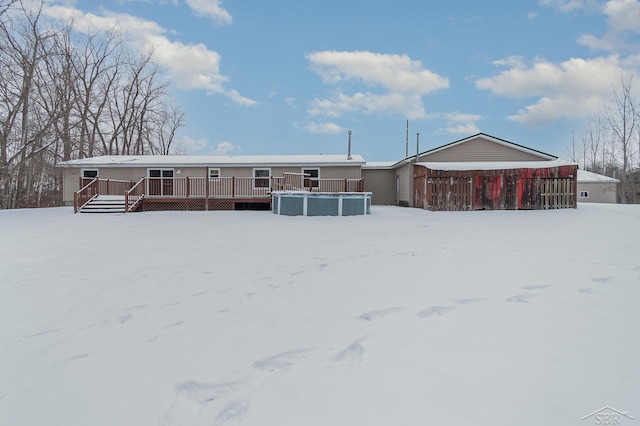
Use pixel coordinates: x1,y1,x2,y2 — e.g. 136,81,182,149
119,176,364,212
124,178,146,212
74,177,99,213
74,178,135,213
136,176,364,198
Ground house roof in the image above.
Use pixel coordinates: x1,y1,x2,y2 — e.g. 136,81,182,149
577,169,620,183
416,159,577,171
58,154,366,168
362,161,396,169
361,133,559,170
417,133,558,161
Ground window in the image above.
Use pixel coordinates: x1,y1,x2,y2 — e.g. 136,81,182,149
82,169,98,178
579,191,590,199
302,168,320,188
253,168,271,188
208,168,220,179
148,169,174,196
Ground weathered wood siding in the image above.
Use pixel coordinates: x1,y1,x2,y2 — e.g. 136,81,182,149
414,164,578,211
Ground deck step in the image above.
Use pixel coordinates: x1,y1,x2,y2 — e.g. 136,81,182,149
80,195,127,213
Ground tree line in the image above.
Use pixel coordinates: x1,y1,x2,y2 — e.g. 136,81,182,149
569,77,640,204
0,1,184,209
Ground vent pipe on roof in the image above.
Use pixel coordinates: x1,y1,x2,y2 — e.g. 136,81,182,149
415,133,420,163
405,119,409,158
347,130,352,160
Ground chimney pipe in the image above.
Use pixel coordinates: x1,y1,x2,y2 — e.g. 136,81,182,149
347,130,352,160
415,133,420,162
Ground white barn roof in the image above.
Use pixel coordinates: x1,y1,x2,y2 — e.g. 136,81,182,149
59,154,365,168
577,169,620,183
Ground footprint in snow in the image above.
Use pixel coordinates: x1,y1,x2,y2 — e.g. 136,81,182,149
506,294,536,303
357,307,404,321
334,336,368,366
521,285,550,290
165,381,247,426
450,297,486,304
253,348,313,373
591,276,613,283
417,306,454,318
578,287,598,294
215,399,250,424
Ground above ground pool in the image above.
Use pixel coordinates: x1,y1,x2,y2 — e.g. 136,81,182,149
272,191,372,216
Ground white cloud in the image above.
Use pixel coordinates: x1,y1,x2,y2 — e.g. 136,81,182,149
476,56,628,125
42,5,255,106
439,113,483,135
575,0,640,52
212,141,235,155
306,51,449,119
179,138,237,155
538,0,588,13
604,0,640,32
184,0,232,25
305,122,344,134
180,136,209,153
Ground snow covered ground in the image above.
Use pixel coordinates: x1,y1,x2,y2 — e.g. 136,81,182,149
1,204,639,426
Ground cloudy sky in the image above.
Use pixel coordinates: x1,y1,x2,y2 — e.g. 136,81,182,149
42,0,640,160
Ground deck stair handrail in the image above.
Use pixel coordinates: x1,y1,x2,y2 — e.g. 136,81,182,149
74,177,99,213
74,178,136,213
125,177,146,212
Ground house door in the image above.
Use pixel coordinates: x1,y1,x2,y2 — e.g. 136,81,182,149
148,169,174,196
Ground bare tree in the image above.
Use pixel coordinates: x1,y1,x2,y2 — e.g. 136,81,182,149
0,2,61,208
606,75,639,203
0,1,186,208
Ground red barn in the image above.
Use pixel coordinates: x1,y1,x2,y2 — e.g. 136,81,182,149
413,160,578,211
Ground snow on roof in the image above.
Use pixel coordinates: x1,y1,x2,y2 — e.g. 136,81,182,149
577,169,620,183
416,159,577,171
362,161,396,169
59,154,366,167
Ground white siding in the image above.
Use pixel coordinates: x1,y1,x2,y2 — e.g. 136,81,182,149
577,182,618,203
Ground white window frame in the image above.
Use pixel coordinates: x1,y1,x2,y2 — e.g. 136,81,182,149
147,168,175,196
81,169,99,179
253,168,271,189
302,168,320,188
147,168,174,178
579,190,590,199
208,168,221,179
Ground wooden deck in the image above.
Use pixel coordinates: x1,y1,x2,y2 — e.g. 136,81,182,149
74,176,365,213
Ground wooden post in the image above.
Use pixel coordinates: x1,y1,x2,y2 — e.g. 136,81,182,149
186,176,190,198
232,176,235,198
344,178,347,192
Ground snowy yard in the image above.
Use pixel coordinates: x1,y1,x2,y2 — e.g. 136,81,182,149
1,204,639,426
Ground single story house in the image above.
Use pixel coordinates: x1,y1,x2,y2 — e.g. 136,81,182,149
60,133,608,213
59,154,365,212
576,169,619,203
